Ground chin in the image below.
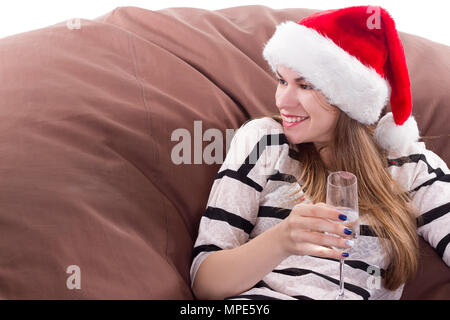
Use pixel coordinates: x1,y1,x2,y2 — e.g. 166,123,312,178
284,132,305,145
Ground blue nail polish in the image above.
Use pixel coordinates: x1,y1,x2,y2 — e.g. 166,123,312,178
342,252,349,258
338,214,347,221
344,228,352,235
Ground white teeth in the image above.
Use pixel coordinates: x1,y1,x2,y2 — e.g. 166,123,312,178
282,115,308,123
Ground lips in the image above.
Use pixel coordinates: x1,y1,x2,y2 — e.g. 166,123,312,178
282,117,309,128
281,113,308,117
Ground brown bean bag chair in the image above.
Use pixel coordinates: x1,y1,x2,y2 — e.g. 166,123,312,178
0,5,448,299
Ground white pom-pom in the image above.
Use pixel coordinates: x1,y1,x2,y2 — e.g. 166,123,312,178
374,112,419,152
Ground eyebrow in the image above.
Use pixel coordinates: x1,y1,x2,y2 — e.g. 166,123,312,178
276,70,305,82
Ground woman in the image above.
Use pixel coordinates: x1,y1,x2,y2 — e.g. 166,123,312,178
190,6,450,300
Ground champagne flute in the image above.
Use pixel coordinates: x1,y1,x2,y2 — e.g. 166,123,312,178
326,171,359,300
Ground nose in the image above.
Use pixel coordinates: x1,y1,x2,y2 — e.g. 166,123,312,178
276,85,301,110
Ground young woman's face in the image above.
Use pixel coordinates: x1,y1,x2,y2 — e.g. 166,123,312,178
275,65,340,147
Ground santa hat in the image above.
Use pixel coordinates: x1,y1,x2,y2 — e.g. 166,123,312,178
262,5,420,152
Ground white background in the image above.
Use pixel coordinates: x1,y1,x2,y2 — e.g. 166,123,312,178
0,0,449,46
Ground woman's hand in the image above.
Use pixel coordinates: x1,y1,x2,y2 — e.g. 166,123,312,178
277,202,354,260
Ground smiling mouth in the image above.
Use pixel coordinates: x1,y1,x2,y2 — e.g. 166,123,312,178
282,117,309,128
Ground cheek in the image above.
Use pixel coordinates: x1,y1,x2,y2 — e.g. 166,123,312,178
274,92,280,103
314,114,338,133
309,112,334,129
274,92,281,105
301,94,319,110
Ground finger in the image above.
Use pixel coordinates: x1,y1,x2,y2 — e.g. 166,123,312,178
295,202,348,222
299,242,349,260
295,230,353,250
293,216,351,237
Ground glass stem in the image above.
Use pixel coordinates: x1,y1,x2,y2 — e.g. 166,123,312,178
338,259,345,298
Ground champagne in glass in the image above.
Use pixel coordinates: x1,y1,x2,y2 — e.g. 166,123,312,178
326,171,359,300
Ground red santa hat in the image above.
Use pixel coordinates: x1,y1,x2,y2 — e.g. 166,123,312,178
262,5,420,152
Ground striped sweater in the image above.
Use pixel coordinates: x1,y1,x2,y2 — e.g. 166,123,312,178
190,117,450,300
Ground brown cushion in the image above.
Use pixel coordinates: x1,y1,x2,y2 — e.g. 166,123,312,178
0,5,448,299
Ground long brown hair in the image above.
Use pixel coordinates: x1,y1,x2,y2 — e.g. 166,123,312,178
255,97,421,290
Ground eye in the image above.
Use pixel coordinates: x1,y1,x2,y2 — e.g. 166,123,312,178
277,78,313,90
300,84,313,90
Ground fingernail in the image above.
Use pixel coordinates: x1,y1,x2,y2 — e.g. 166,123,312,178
342,252,349,258
345,239,354,247
338,214,347,221
344,228,352,235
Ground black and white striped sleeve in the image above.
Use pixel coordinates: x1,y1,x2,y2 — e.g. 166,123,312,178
189,117,285,288
410,148,450,266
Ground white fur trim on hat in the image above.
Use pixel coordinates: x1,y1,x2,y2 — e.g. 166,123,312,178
262,21,391,125
374,112,419,152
